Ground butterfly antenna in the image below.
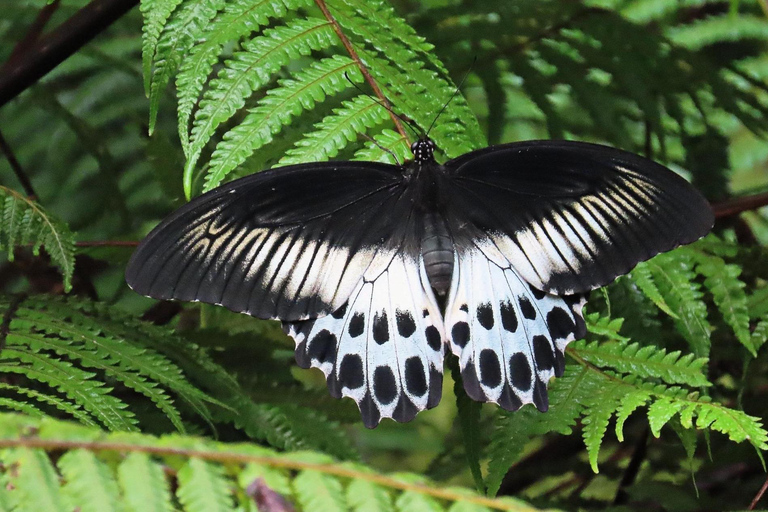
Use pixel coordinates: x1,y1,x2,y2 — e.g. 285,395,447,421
344,72,423,140
426,58,476,137
357,132,401,166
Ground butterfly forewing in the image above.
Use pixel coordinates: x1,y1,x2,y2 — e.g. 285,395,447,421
443,140,714,295
126,162,413,321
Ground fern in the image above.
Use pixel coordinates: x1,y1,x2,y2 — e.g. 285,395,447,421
0,187,76,292
0,413,541,512
485,312,768,492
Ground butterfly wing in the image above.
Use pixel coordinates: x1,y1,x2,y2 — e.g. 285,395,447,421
286,254,446,428
126,162,414,321
445,247,586,411
442,140,714,295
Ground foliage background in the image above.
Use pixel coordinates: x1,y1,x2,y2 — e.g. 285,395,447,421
1,0,768,511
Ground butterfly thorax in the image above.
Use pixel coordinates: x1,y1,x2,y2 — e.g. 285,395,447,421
407,138,454,297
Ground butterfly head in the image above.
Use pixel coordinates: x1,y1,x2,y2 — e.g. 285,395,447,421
411,138,436,165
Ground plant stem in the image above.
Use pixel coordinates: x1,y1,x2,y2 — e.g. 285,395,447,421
313,0,409,142
0,0,138,107
0,130,37,199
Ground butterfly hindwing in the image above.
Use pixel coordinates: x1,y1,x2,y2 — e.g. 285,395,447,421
286,255,446,428
443,140,714,295
126,162,416,321
446,247,586,412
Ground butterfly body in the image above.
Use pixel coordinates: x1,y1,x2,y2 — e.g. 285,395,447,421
126,138,713,427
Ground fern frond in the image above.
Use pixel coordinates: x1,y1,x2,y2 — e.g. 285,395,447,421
685,248,753,354
177,458,234,512
346,478,395,512
141,0,185,95
117,453,174,512
184,16,337,181
176,0,314,151
667,15,768,50
148,0,227,133
59,450,122,512
634,252,711,357
0,413,535,512
279,95,389,165
0,186,76,292
0,382,95,427
353,129,411,164
203,55,362,192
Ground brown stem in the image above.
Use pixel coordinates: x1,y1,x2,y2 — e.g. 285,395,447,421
712,192,768,220
1,0,61,72
0,129,37,199
313,0,409,141
75,240,138,248
0,0,138,107
749,474,768,510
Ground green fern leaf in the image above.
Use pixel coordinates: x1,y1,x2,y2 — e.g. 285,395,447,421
571,337,710,387
184,16,337,191
203,55,361,193
177,458,235,512
630,262,679,319
279,95,389,165
118,453,174,512
294,471,347,512
140,0,185,95
3,448,65,512
353,129,411,164
643,252,711,357
0,348,138,431
689,250,752,354
148,0,227,134
751,317,768,353
176,0,313,151
0,187,76,292
451,359,485,493
59,450,122,512
238,463,293,499
582,385,630,473
0,383,95,427
347,479,394,512
0,398,44,418
614,389,652,442
667,15,768,50
395,487,445,512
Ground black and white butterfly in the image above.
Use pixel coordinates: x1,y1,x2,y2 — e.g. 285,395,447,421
126,138,713,428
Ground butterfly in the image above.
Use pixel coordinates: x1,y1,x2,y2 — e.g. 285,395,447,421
126,137,713,428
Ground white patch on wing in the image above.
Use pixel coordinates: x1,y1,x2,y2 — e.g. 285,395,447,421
286,255,446,428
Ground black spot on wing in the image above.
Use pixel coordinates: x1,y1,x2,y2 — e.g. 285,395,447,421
373,311,389,345
500,301,518,333
547,307,576,340
479,349,501,388
477,303,494,330
393,393,419,423
519,297,537,320
396,310,416,337
533,335,555,372
405,357,427,396
348,312,365,337
331,302,348,319
498,385,523,412
428,367,442,408
339,354,364,389
509,353,532,391
373,366,397,404
460,304,469,312
452,322,470,348
425,326,442,351
555,349,566,377
307,329,337,364
359,391,381,429
529,284,546,300
461,359,486,401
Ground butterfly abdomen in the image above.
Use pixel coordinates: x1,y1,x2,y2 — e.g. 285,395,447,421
421,213,454,295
